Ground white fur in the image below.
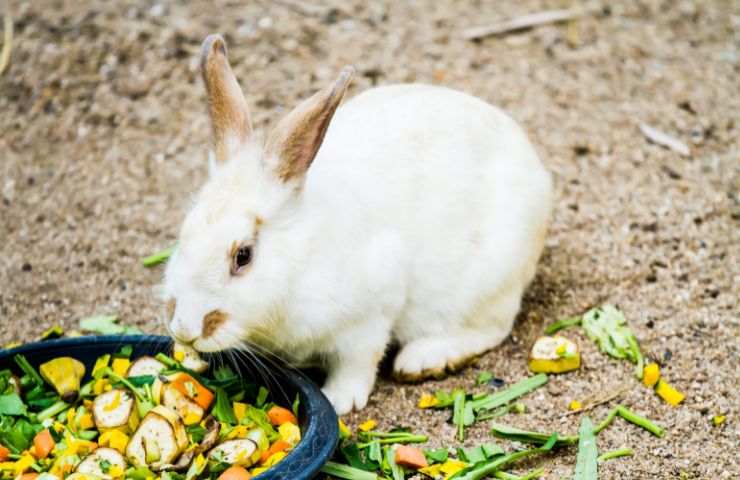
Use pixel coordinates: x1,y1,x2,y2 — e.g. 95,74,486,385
163,84,552,415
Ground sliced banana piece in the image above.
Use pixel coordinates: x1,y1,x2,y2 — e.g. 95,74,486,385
528,336,581,374
207,439,259,467
127,356,166,377
161,384,204,425
93,389,138,433
76,448,126,479
173,343,208,373
126,406,188,469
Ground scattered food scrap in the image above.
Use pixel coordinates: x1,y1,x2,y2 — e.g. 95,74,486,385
639,123,691,157
528,336,581,374
141,245,176,267
79,315,143,336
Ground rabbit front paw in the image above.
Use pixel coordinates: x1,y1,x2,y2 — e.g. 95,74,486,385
322,372,374,415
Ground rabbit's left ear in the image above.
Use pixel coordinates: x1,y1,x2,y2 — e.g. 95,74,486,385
201,34,252,164
266,67,354,183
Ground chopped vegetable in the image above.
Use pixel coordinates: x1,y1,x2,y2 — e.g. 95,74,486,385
597,447,633,462
358,420,377,432
490,423,578,446
528,336,581,374
569,400,582,411
32,429,55,459
217,465,252,480
39,357,85,402
468,374,548,413
169,373,213,410
417,393,438,409
141,245,176,267
573,417,597,480
655,380,685,406
320,461,379,480
79,315,143,335
712,415,726,426
476,372,493,385
394,445,428,469
543,316,582,335
614,405,664,437
172,344,208,373
450,435,557,480
642,363,660,387
266,405,297,427
581,305,644,379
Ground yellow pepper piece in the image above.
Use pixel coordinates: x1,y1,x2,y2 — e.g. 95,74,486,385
338,419,351,438
79,413,95,430
569,400,582,411
173,350,185,362
440,459,468,478
108,465,125,478
66,407,78,432
183,412,201,426
713,415,726,426
358,419,377,432
655,380,685,406
53,422,65,433
250,467,269,476
112,358,131,377
278,422,301,446
233,402,247,423
14,454,35,475
100,430,130,454
103,391,122,412
93,378,109,395
93,354,111,377
263,451,287,467
418,393,439,409
642,363,660,387
419,464,443,478
226,425,250,440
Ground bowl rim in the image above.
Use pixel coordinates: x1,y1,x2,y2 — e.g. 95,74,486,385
0,335,338,480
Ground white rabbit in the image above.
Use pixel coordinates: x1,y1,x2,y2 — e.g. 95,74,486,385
163,34,553,415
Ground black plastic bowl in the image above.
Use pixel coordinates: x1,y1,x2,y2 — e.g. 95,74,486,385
0,335,338,480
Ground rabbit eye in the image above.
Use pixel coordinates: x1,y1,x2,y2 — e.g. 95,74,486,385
231,245,252,275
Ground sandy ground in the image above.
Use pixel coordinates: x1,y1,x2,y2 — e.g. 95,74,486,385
1,0,738,478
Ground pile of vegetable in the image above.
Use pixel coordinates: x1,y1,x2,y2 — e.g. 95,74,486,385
0,344,301,480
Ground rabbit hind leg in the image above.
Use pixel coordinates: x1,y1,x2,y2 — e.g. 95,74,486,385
392,288,521,382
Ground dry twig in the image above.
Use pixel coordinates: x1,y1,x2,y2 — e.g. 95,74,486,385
463,9,584,40
0,12,13,75
562,384,630,417
639,123,691,156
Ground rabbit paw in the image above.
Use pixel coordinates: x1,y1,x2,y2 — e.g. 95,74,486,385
322,379,372,415
393,337,477,382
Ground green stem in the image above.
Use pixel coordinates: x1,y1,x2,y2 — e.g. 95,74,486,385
494,468,545,480
155,353,178,368
616,405,664,437
320,461,379,480
37,400,71,422
141,245,176,267
77,430,99,441
102,367,145,401
593,408,619,434
357,434,428,448
14,354,44,386
544,316,582,335
470,374,548,413
597,448,633,462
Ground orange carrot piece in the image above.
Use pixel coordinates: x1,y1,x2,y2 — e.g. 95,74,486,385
260,440,291,463
19,474,39,480
33,429,55,459
217,466,252,480
0,445,9,462
394,445,428,469
171,373,214,410
266,406,297,426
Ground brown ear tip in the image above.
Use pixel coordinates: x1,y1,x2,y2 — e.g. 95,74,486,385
338,66,355,83
200,34,227,68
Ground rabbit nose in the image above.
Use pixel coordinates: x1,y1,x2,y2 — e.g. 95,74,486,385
202,310,228,338
170,316,198,344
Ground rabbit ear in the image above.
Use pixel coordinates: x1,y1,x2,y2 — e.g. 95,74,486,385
200,34,252,163
266,67,354,183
